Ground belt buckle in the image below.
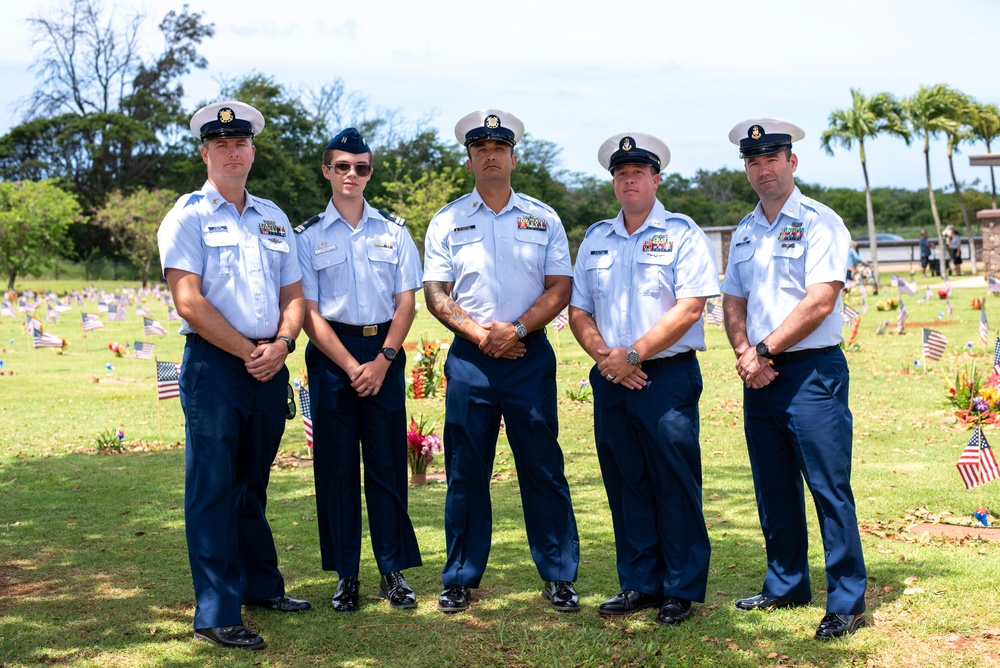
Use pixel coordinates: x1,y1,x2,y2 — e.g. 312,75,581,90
255,339,269,346
362,325,378,337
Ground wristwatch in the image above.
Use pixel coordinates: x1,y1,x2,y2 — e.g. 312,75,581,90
755,340,773,359
276,336,295,354
379,347,397,361
626,345,641,366
512,320,528,339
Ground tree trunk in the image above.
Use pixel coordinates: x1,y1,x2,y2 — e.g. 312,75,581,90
988,139,998,209
859,143,880,291
948,147,977,275
7,271,16,291
925,134,948,276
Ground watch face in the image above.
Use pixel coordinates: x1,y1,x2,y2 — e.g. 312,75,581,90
381,347,397,360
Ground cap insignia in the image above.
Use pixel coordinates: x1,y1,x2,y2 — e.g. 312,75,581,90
218,108,235,124
485,115,500,130
750,126,762,140
620,137,633,151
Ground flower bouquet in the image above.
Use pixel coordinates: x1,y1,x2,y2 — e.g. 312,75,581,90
407,414,443,479
945,365,1000,428
409,337,445,398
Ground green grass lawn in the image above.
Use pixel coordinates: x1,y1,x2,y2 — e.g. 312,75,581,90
2,278,999,667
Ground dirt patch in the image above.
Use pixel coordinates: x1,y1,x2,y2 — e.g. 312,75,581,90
908,523,1000,542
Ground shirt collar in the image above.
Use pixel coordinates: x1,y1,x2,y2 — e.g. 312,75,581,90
611,199,667,238
321,198,374,230
201,181,255,214
465,187,519,217
753,187,803,228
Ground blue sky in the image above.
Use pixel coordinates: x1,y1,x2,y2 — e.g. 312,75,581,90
1,0,998,193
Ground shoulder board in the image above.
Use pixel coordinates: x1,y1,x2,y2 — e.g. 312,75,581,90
584,220,613,239
294,215,321,235
252,197,284,213
183,193,204,208
516,193,557,215
737,212,754,227
377,208,406,227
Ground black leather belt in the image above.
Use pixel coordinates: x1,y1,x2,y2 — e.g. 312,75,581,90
642,350,696,369
771,345,838,365
327,320,391,337
185,333,275,345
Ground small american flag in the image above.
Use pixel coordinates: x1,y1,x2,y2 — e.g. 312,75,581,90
980,308,990,346
897,278,917,296
925,285,932,300
134,341,154,360
299,386,314,448
705,299,724,326
135,305,150,316
33,327,64,348
956,427,1000,490
989,276,1000,294
46,306,60,322
859,281,867,299
551,308,569,332
993,337,1000,367
897,298,908,329
944,275,953,296
98,300,108,312
890,274,899,287
108,304,126,321
921,328,947,361
156,361,181,400
860,296,869,315
144,317,167,336
166,305,180,322
842,303,859,327
81,313,104,331
946,299,953,317
25,315,41,335
1,301,14,317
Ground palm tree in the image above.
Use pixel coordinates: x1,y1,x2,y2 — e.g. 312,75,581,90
969,102,1000,208
942,90,976,274
905,84,962,277
821,89,909,291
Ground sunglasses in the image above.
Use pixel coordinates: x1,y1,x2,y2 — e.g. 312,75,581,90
325,161,372,177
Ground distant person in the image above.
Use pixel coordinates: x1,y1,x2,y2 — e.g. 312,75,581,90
950,227,962,276
721,117,867,641
158,100,310,652
918,230,932,276
846,241,863,282
295,127,423,613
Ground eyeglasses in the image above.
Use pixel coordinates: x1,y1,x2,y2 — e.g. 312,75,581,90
325,161,372,177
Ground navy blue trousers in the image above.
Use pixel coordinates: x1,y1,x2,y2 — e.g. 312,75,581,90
180,336,287,629
440,335,579,587
743,347,867,615
591,357,710,602
306,334,421,576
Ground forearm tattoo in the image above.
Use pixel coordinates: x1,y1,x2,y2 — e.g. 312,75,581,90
424,281,466,334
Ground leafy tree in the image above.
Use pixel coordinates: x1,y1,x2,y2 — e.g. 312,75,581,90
373,162,464,254
0,1,213,213
821,89,910,287
905,84,963,271
92,188,178,287
0,180,81,289
969,102,1000,208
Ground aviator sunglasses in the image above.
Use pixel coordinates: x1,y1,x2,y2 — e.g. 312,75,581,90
325,161,372,177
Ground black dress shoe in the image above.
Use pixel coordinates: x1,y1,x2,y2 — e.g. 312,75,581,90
541,580,579,612
437,584,472,613
598,590,663,616
735,593,809,611
655,597,692,626
814,612,866,640
193,625,265,650
243,594,312,612
332,575,360,613
379,571,417,609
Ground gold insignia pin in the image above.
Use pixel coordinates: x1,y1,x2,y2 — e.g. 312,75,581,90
485,115,500,129
622,138,633,151
219,108,234,124
751,126,762,140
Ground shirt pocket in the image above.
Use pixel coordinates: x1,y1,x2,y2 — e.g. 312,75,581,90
367,243,399,293
513,228,547,273
451,225,486,274
730,242,756,289
260,236,290,280
636,252,674,297
772,242,805,288
203,231,238,277
584,253,615,298
311,248,349,296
